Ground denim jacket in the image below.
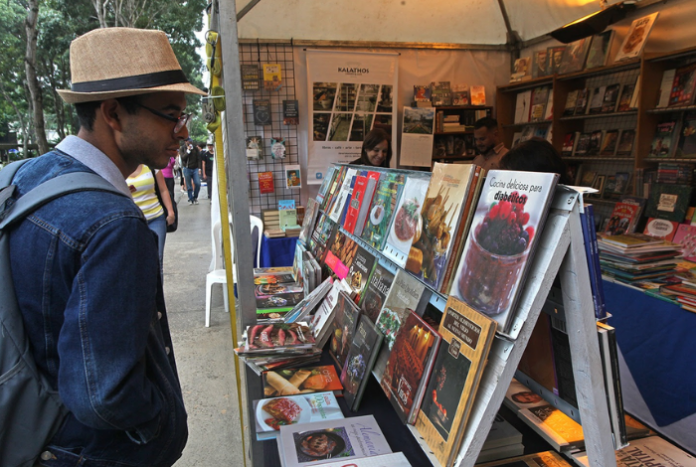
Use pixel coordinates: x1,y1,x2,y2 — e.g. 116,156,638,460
8,151,187,467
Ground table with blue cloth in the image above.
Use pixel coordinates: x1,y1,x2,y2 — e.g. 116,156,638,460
259,235,298,268
604,279,696,454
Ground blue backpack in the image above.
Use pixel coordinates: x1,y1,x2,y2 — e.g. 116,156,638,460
0,160,126,467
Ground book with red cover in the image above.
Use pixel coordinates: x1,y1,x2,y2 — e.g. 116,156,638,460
381,311,441,424
343,173,368,234
669,63,696,107
604,197,645,236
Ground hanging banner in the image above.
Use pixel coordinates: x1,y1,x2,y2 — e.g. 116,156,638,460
306,50,398,185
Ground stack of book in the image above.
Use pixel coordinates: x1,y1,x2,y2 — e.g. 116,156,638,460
656,162,694,185
235,322,322,373
597,233,682,285
254,267,306,321
658,281,696,312
476,413,524,463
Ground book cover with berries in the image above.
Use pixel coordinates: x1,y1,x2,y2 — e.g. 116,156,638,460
383,175,431,268
360,173,406,250
381,311,441,424
340,315,384,412
328,291,361,372
410,163,476,290
345,244,376,304
358,263,395,323
449,170,559,335
415,296,497,467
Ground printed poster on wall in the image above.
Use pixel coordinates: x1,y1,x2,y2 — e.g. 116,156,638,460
306,50,398,185
400,107,435,167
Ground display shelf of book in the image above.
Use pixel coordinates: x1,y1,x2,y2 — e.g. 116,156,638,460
646,104,696,114
635,47,696,169
498,76,554,94
434,130,473,136
562,157,633,163
555,58,641,82
245,165,618,467
644,157,696,163
502,121,552,129
558,110,638,121
645,44,696,63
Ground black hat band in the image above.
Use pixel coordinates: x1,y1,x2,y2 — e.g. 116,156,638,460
71,69,189,93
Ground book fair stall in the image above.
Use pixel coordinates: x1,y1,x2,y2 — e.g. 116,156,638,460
202,0,696,466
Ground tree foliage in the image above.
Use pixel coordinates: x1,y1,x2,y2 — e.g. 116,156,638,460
0,0,208,159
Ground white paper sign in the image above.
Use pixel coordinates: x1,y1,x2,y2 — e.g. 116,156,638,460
306,50,399,184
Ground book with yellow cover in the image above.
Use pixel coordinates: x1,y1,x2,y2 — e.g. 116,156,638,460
414,296,497,467
262,63,282,91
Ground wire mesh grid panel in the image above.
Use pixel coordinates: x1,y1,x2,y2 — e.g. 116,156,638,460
240,43,301,216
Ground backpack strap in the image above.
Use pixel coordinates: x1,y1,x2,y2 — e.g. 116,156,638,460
0,171,128,230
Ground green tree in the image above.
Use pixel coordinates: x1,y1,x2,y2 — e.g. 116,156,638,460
0,0,208,155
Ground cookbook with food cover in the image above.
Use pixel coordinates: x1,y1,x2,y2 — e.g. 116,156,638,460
343,172,370,234
415,296,497,467
361,173,406,250
277,415,392,467
359,263,395,323
340,315,383,411
262,365,344,398
381,311,441,424
254,392,343,440
383,175,431,268
328,291,361,371
410,163,476,290
239,323,315,354
449,170,559,336
345,244,377,305
375,269,427,352
373,269,427,380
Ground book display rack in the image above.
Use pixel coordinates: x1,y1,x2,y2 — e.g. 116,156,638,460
498,46,696,222
237,162,618,467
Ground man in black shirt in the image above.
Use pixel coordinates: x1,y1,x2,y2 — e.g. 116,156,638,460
201,142,215,201
180,138,201,204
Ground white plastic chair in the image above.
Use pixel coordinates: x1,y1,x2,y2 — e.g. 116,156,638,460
249,215,263,267
205,215,263,327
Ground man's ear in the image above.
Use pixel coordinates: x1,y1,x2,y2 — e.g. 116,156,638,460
100,99,124,133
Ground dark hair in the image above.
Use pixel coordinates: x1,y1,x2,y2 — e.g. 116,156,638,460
360,128,392,167
74,95,142,131
499,138,573,184
474,117,499,131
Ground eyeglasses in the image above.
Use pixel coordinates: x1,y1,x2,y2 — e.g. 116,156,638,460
136,103,192,135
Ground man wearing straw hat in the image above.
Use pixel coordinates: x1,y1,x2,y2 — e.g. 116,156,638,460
7,28,205,466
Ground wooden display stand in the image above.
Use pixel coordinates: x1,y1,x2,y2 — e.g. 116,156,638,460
239,180,619,467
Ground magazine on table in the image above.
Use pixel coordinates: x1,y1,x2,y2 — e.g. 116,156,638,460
253,392,343,440
277,415,392,467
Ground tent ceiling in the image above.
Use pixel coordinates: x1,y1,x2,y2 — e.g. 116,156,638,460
235,0,623,45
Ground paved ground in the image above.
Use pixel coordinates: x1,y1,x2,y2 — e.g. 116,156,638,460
163,185,245,466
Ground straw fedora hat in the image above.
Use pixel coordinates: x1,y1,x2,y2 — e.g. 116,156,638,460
57,27,206,104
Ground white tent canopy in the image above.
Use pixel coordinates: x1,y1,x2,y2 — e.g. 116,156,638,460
235,0,624,46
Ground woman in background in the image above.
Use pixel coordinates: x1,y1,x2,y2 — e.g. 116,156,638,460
350,128,392,168
127,165,175,276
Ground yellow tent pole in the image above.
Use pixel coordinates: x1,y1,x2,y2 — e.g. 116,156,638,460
207,26,249,467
